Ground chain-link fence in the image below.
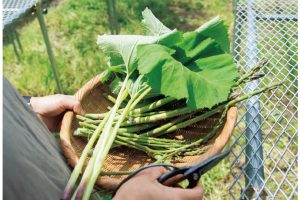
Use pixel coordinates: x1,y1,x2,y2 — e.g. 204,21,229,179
230,0,298,199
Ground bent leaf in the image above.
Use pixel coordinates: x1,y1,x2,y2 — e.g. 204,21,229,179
170,17,230,65
172,31,224,65
142,7,171,36
195,16,230,53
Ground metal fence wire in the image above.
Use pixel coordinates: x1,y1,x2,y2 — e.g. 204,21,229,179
230,0,298,199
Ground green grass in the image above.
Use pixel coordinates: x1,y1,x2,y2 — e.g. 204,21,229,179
4,0,109,95
201,159,232,200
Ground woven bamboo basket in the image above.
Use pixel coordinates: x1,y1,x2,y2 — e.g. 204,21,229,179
60,72,238,190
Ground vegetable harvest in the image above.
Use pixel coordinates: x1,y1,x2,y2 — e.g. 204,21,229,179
61,8,281,200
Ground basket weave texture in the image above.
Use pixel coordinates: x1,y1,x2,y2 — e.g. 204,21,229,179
60,73,238,190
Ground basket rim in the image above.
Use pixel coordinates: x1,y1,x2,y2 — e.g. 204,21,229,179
60,72,238,190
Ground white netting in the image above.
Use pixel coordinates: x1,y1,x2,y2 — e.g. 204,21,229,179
3,0,41,28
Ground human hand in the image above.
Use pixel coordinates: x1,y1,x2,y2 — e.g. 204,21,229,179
30,94,84,132
113,167,204,200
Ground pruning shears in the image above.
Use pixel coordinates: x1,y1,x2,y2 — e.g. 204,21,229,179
158,149,230,188
112,149,230,197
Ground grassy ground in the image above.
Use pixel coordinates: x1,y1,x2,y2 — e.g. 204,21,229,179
3,0,236,199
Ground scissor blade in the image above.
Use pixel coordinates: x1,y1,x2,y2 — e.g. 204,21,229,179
184,149,231,177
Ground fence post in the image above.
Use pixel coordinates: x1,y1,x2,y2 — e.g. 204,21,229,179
244,0,265,198
35,3,63,93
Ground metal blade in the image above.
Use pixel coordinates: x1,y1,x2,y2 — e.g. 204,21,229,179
183,149,231,177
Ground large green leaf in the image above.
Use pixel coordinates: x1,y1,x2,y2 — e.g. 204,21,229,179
98,8,236,109
136,44,238,109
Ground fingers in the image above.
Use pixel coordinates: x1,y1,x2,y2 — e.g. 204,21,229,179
171,183,204,200
138,168,204,200
118,166,204,200
58,95,85,115
73,101,85,115
162,174,183,186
